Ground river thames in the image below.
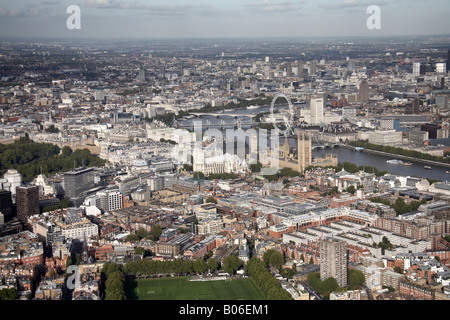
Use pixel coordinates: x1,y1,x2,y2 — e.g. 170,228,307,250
312,147,448,181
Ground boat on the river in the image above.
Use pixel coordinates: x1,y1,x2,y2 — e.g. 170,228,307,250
386,159,403,165
424,166,432,170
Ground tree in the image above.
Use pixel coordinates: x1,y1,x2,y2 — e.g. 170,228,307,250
66,256,73,268
105,271,126,300
101,262,122,278
205,196,217,204
0,288,18,300
75,253,82,265
348,269,365,289
193,172,205,179
327,186,339,195
150,225,162,241
263,249,284,270
61,146,72,157
136,227,149,239
125,234,140,242
249,161,262,173
193,258,208,274
134,247,145,256
207,258,219,271
222,255,242,275
346,185,356,195
306,272,339,299
45,124,59,133
394,266,404,274
309,257,314,264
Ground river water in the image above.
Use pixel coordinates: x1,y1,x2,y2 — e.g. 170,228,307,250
312,147,448,181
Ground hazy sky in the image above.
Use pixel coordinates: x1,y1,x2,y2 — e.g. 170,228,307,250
0,0,449,40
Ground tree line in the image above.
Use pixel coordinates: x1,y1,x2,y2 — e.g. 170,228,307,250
306,161,390,177
121,256,221,278
0,137,106,181
244,256,292,300
350,140,450,164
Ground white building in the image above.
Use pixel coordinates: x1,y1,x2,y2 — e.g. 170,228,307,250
367,130,403,146
310,97,324,125
97,190,123,213
32,174,57,197
413,62,421,77
2,169,22,196
436,63,446,74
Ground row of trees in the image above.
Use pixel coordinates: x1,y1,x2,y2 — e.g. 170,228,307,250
250,165,302,181
0,137,106,181
122,257,220,276
102,262,127,300
350,140,450,164
42,198,71,213
244,257,292,300
306,161,390,177
370,197,426,215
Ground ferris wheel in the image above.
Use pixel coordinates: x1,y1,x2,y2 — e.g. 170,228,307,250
268,93,295,136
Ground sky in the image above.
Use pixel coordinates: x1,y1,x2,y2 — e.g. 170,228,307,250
0,0,449,40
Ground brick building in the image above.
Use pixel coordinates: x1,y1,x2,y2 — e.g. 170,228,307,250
399,280,434,300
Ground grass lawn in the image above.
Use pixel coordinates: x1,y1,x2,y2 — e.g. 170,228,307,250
125,277,265,300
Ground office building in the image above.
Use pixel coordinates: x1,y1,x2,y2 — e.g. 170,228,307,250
359,80,369,103
16,186,40,225
285,62,292,77
0,189,13,222
310,97,324,125
297,60,304,77
63,167,95,199
413,62,421,77
309,60,317,75
411,97,420,114
421,124,441,140
409,127,428,145
97,190,123,213
320,237,348,287
436,63,446,74
347,60,356,71
138,68,146,82
447,49,450,72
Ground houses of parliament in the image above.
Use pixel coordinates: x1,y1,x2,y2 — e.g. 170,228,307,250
268,129,338,174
